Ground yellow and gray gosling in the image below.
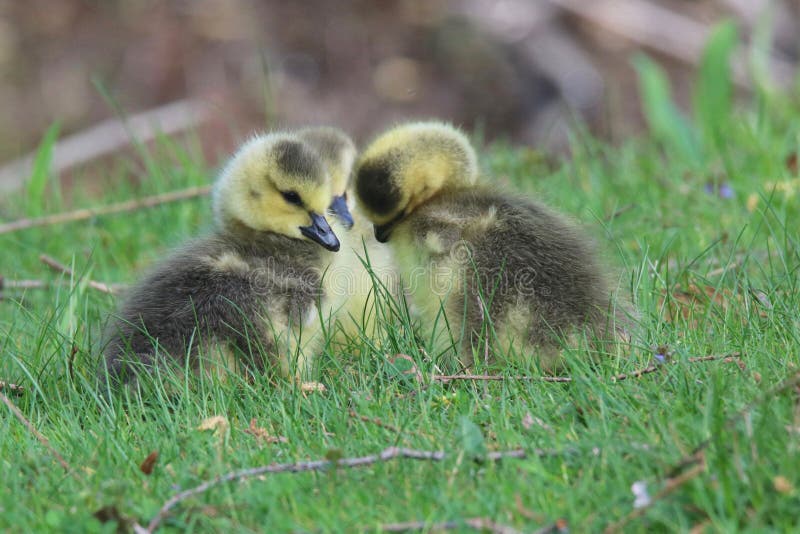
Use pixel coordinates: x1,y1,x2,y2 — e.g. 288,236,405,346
298,126,399,345
101,131,342,384
354,121,621,370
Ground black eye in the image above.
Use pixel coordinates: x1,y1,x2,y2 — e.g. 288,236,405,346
281,190,302,206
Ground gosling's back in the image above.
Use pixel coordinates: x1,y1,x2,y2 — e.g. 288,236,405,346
393,187,611,364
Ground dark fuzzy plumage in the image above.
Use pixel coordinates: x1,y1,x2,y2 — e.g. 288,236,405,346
409,188,611,350
100,226,327,384
274,140,324,182
356,160,400,216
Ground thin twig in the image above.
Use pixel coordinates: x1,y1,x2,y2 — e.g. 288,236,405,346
604,203,637,222
0,391,72,473
0,277,127,296
39,254,118,295
0,185,211,235
432,374,570,383
0,99,209,194
144,446,534,532
610,365,659,382
432,352,742,384
706,259,741,278
348,409,403,434
0,278,46,290
0,381,24,395
376,516,523,534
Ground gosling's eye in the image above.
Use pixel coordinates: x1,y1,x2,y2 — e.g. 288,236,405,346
281,190,302,206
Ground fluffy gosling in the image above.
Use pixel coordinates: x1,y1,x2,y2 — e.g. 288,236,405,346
354,121,623,370
101,132,343,384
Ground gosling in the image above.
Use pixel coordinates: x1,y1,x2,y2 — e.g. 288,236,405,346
354,121,622,370
101,132,342,384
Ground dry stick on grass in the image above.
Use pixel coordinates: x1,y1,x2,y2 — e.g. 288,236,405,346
706,259,742,278
377,516,523,534
604,203,637,222
348,408,403,434
0,278,47,290
0,277,128,297
432,352,743,384
142,446,535,533
0,391,72,474
39,254,119,295
0,278,44,301
0,185,212,235
376,516,567,533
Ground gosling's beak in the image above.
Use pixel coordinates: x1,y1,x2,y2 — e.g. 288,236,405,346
329,194,354,229
374,222,393,243
300,212,340,251
373,210,406,243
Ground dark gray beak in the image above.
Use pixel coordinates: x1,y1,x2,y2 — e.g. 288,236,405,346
373,210,405,243
300,212,340,251
329,194,354,229
374,222,393,243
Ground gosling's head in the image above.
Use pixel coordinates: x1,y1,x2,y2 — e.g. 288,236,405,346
354,121,478,242
297,126,357,229
213,132,340,251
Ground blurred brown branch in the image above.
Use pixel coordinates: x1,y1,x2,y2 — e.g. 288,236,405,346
547,0,796,89
0,185,211,235
0,100,209,194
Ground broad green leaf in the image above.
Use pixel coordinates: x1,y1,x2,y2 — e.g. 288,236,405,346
458,416,486,459
694,21,739,150
633,55,700,164
27,122,60,217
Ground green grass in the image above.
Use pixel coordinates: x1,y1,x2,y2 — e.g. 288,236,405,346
3,55,800,532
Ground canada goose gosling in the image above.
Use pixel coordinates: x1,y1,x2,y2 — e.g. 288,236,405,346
354,121,620,370
102,132,342,385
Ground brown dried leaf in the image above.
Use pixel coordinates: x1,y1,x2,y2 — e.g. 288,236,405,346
244,418,268,439
688,518,712,534
660,283,736,326
243,418,287,445
773,475,794,494
93,505,127,526
513,493,545,521
521,412,552,432
198,415,229,433
787,152,798,174
300,381,327,393
139,450,158,475
521,412,534,430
